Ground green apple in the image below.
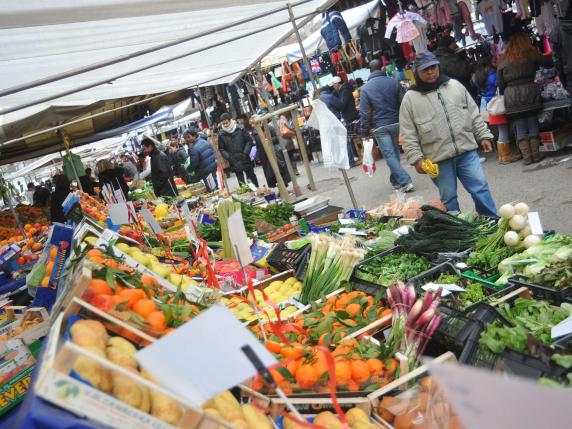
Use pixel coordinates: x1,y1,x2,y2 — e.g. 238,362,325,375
116,243,131,254
132,252,150,267
150,262,169,278
169,273,183,287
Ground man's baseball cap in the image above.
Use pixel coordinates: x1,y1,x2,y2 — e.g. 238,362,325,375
414,52,440,71
328,76,342,86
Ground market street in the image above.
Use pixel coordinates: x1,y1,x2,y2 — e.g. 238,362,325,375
224,147,572,233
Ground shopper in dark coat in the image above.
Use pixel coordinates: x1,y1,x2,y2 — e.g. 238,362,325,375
497,33,553,164
142,138,178,197
218,113,259,186
240,116,290,189
95,159,130,200
50,174,70,224
551,7,572,92
434,36,472,90
168,141,190,183
319,85,343,118
331,76,359,123
183,129,218,189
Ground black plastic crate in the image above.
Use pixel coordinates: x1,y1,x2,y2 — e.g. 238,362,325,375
351,246,435,287
460,337,569,380
508,276,572,304
266,243,310,273
425,305,485,359
408,263,511,313
350,276,384,296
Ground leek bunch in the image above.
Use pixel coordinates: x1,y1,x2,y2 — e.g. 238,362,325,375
300,234,366,304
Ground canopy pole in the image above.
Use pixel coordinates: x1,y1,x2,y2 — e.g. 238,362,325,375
287,3,320,96
290,108,316,191
252,121,289,203
60,131,83,192
340,169,358,209
195,86,212,128
255,65,301,197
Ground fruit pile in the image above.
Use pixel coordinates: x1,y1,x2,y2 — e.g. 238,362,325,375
82,248,203,338
27,246,62,288
253,340,398,395
377,375,463,429
114,243,199,292
79,191,108,223
203,390,274,429
283,409,381,429
251,291,391,347
221,276,301,323
0,218,48,246
70,319,183,425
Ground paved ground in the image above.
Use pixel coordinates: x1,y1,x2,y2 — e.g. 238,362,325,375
224,147,572,234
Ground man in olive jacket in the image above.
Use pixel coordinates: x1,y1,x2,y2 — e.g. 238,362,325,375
399,52,497,217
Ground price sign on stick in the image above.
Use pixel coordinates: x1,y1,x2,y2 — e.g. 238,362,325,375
227,209,253,266
140,208,163,234
428,360,572,429
108,202,135,225
136,305,276,405
528,211,544,235
95,229,117,249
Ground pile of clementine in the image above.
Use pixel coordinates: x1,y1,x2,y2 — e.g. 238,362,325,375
254,339,398,395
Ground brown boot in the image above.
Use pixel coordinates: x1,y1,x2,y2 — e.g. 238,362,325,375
518,139,532,165
529,137,544,163
497,141,522,164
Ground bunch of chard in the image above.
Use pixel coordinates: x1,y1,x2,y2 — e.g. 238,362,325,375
384,282,442,369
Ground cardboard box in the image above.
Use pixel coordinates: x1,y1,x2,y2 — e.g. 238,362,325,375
539,124,572,152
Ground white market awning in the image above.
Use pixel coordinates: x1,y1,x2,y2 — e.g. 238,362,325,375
0,0,332,162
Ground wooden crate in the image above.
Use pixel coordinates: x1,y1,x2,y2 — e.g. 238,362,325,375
34,301,237,429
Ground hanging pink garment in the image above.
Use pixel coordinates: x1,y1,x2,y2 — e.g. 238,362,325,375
458,1,476,38
385,12,426,43
435,0,453,25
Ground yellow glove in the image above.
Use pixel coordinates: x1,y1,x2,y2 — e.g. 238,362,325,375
421,159,439,178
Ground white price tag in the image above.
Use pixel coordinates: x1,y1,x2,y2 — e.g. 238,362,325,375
108,202,134,225
140,208,164,234
338,227,367,236
527,211,544,235
247,182,257,192
422,282,466,297
184,224,199,244
551,315,572,339
227,209,253,267
206,174,216,190
136,305,276,405
95,229,117,249
338,218,355,225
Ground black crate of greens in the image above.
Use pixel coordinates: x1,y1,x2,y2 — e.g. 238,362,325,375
266,243,310,273
459,283,572,380
351,246,434,288
408,263,512,313
509,275,572,304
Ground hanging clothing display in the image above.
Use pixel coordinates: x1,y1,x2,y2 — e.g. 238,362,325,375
515,0,531,19
411,20,429,52
458,1,477,38
359,17,386,55
321,10,352,51
385,12,426,43
535,2,558,35
477,0,505,35
435,0,453,25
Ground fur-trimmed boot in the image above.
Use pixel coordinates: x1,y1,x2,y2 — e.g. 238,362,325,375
518,139,532,165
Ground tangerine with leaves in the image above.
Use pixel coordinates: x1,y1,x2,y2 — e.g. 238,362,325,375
88,279,114,296
133,299,158,318
334,360,351,386
118,288,145,308
295,364,318,389
146,311,167,332
350,360,370,383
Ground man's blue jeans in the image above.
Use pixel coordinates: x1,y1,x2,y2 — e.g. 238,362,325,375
373,124,412,188
432,150,497,217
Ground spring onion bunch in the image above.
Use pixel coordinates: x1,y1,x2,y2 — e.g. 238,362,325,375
300,234,367,304
384,282,442,369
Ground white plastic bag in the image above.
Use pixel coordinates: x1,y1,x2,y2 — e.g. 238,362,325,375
307,99,349,170
362,138,376,176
